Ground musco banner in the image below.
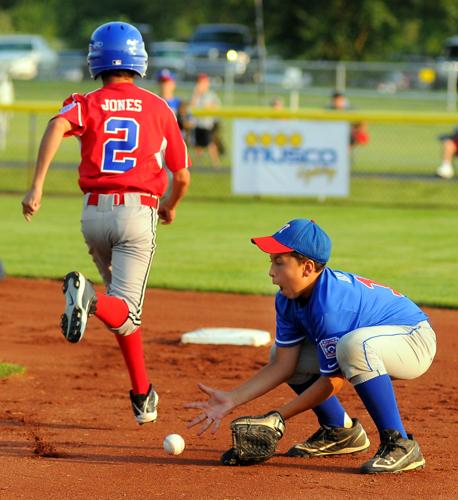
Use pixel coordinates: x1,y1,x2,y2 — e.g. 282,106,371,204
232,119,350,197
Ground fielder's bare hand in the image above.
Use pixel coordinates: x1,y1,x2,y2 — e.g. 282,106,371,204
22,187,43,222
185,383,235,435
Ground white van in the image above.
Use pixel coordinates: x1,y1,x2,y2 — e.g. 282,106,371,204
0,34,58,79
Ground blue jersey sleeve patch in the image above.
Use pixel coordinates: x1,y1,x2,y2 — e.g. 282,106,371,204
318,337,340,374
59,102,77,114
319,337,339,359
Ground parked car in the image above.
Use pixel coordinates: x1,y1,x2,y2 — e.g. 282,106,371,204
184,24,258,81
0,34,58,80
149,41,187,79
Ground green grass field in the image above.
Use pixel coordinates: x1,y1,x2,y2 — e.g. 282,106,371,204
1,81,458,308
1,192,457,307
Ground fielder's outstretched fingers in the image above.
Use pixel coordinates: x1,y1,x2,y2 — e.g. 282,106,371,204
198,383,215,395
211,419,221,434
198,417,214,436
187,412,207,429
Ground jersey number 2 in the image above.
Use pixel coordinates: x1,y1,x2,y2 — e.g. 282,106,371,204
101,118,139,173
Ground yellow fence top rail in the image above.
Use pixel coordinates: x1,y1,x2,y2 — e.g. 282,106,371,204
0,101,60,113
1,101,458,124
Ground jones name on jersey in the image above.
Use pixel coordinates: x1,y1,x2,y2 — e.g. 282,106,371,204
101,99,143,112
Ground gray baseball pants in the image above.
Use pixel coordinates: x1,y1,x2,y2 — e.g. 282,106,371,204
271,320,436,386
80,193,159,336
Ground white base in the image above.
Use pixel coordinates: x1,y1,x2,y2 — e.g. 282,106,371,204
181,327,271,347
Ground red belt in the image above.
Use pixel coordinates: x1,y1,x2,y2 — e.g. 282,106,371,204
87,193,158,209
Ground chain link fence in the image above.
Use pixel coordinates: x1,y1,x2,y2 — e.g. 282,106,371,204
188,58,458,111
1,58,458,210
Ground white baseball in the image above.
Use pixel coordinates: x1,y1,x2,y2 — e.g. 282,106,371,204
163,434,185,455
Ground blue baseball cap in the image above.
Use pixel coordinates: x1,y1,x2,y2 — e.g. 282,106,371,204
156,68,175,82
251,219,331,264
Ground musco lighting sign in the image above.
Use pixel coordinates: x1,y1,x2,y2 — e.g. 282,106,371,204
233,119,350,197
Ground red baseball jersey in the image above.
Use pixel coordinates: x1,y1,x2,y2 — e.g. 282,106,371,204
56,82,190,196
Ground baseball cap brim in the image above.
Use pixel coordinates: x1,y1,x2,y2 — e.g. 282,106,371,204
251,236,293,254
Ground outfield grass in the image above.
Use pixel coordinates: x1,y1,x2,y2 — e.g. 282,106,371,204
3,168,458,209
0,363,25,378
2,193,457,307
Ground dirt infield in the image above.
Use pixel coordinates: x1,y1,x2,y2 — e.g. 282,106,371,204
0,277,457,499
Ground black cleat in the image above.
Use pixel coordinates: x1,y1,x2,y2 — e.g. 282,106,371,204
60,271,97,343
287,418,370,458
360,430,425,474
129,384,159,424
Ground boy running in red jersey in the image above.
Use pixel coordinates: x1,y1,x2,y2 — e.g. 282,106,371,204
22,22,191,424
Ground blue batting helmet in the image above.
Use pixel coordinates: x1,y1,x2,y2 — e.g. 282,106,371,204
87,22,148,79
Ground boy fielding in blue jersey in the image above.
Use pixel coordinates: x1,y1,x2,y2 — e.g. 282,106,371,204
186,218,436,474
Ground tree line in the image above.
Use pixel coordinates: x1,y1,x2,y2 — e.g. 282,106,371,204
1,0,457,60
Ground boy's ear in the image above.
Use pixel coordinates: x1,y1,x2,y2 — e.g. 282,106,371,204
302,259,314,277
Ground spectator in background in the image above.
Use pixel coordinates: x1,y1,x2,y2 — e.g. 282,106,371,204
350,122,370,147
157,68,193,145
156,68,181,116
270,96,284,110
328,90,370,149
190,73,222,167
435,127,458,179
176,100,194,146
328,91,350,111
0,71,14,150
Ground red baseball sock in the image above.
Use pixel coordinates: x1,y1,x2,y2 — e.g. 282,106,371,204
115,328,150,395
95,293,129,328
